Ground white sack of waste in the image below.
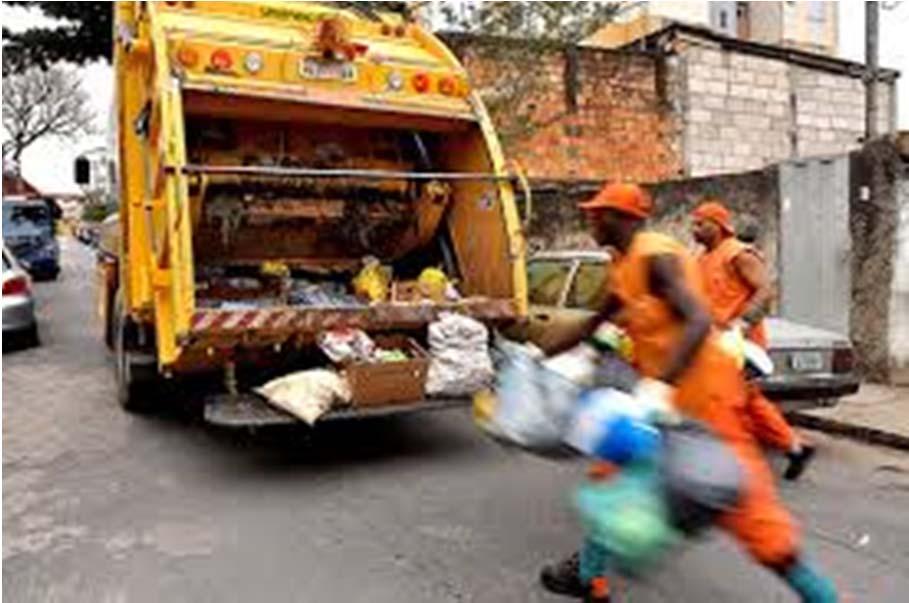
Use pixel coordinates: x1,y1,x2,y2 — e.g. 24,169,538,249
256,369,351,425
426,312,494,397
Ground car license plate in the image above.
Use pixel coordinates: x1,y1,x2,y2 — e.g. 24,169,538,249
299,58,356,82
791,351,824,372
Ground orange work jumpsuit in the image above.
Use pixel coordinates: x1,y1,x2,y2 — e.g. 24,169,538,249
611,231,799,566
699,236,797,452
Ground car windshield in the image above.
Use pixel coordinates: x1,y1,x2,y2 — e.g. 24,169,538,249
527,259,572,306
566,261,608,310
2,203,52,238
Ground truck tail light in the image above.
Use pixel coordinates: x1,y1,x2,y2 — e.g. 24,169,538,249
3,275,30,297
210,49,233,71
412,72,430,93
438,76,456,96
832,347,855,373
177,46,199,68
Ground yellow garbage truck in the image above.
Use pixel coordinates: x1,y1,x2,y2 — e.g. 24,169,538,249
85,1,528,424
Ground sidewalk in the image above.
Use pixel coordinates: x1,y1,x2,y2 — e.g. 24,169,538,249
786,385,909,451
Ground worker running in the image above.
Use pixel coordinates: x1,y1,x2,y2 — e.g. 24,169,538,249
539,183,837,602
691,200,815,480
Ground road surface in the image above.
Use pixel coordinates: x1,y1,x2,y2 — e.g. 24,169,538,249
4,239,909,602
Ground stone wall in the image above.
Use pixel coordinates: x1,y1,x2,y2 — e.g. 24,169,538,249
889,168,909,384
678,38,897,177
527,168,780,274
848,140,905,382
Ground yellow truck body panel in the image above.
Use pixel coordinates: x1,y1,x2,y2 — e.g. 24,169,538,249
109,1,527,378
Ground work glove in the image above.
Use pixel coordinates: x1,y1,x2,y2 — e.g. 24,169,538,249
633,378,681,425
717,325,747,369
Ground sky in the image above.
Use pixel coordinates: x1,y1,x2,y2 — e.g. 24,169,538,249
2,1,908,195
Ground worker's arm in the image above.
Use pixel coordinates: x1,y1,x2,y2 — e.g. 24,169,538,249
545,293,623,357
732,250,772,327
647,254,712,384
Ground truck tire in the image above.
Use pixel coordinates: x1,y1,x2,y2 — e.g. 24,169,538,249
113,290,159,413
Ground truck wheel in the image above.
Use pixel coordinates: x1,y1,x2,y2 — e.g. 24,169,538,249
113,291,158,413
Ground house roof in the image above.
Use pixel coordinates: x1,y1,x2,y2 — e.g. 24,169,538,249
2,171,41,198
586,19,900,82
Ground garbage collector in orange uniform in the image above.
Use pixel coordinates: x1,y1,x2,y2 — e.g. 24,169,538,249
539,183,837,603
691,200,815,480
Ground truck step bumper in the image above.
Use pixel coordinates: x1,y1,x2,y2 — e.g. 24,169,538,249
204,393,469,428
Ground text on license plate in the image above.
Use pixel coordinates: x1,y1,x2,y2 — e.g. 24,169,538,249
790,351,824,372
299,58,357,81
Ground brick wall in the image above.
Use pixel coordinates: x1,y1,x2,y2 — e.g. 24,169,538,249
449,38,682,183
449,32,897,185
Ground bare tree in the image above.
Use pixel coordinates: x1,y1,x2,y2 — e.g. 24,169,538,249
2,65,95,164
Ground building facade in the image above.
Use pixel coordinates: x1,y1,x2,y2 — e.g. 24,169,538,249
605,1,839,57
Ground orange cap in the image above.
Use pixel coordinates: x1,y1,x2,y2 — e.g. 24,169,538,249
579,182,652,219
692,200,735,235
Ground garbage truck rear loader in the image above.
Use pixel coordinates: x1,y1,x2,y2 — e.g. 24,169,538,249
97,1,528,423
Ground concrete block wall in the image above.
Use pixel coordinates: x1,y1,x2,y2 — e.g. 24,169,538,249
683,45,791,176
679,40,897,177
793,70,892,157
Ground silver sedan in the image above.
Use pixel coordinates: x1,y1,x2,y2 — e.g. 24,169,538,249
2,245,39,348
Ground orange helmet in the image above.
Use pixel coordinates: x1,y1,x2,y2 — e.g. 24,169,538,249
692,200,735,235
579,182,652,219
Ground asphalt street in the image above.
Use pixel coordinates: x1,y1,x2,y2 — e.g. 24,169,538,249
3,239,909,602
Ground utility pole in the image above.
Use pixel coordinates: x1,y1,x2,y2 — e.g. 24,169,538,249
865,0,879,140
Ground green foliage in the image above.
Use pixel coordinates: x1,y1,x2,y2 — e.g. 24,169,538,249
439,2,620,145
3,2,112,73
81,203,111,223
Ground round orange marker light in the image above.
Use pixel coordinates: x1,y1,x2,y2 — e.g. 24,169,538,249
438,76,456,96
210,49,233,71
177,46,199,68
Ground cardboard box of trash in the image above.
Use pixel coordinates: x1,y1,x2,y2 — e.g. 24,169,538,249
344,335,429,407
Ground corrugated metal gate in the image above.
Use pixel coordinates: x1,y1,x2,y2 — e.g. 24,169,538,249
778,156,851,334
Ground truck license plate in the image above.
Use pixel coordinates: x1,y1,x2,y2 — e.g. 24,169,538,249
299,58,356,81
791,351,824,372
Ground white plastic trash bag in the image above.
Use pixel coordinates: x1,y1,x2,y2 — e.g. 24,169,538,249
489,341,581,450
256,369,351,425
542,343,599,386
426,313,494,397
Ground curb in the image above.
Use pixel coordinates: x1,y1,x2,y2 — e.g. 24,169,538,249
785,411,909,452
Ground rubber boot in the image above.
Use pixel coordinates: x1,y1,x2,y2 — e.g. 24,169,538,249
780,558,838,603
580,539,612,602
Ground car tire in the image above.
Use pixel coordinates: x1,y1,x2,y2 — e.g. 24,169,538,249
113,290,159,413
24,324,40,348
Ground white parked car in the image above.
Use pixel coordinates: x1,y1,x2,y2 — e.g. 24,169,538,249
509,251,859,405
2,244,39,348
